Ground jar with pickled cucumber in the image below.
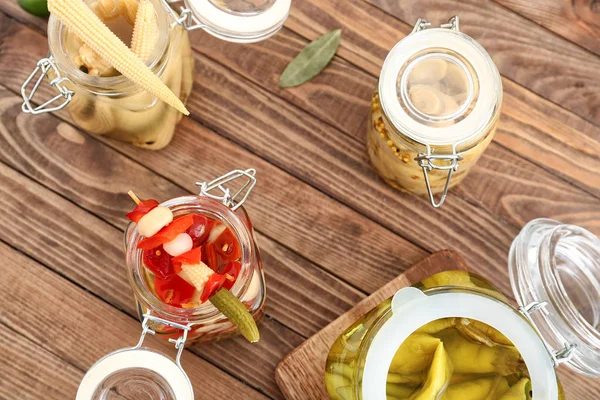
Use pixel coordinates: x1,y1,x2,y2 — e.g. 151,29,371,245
76,169,265,399
21,0,291,149
367,16,502,207
326,219,600,399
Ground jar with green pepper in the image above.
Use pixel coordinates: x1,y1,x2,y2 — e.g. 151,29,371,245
326,219,600,399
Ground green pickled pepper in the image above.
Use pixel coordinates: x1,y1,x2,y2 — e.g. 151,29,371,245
389,333,442,376
436,330,524,375
497,378,531,400
406,342,453,400
440,376,510,400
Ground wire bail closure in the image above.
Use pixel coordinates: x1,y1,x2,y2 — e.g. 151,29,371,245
410,16,463,208
137,311,193,369
518,301,577,368
163,0,207,30
21,56,74,115
197,168,257,211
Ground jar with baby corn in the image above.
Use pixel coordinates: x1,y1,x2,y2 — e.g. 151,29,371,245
368,16,502,207
21,0,291,149
325,219,600,400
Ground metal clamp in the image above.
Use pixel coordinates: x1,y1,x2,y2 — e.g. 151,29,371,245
197,168,257,211
412,16,460,34
518,301,577,368
415,144,462,208
163,0,207,31
21,57,74,115
136,311,193,369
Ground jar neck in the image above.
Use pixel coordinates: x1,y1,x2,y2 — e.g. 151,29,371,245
509,218,600,377
124,196,258,325
47,0,171,96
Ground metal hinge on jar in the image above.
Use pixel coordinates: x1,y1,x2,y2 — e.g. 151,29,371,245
137,311,194,368
197,169,257,211
21,57,74,114
163,0,207,30
518,301,577,367
415,144,463,208
412,15,460,34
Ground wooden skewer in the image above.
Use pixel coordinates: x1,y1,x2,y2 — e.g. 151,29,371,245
225,274,235,282
127,190,141,205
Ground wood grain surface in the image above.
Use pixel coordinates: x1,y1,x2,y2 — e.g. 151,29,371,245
0,0,598,399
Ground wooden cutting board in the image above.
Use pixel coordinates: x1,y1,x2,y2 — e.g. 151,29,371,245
275,250,468,400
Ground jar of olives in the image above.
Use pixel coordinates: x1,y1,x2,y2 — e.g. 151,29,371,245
77,169,265,399
326,219,600,399
367,16,502,207
21,0,291,149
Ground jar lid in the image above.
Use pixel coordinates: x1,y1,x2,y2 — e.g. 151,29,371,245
183,0,291,43
379,17,502,149
77,347,194,399
362,287,559,400
77,313,194,399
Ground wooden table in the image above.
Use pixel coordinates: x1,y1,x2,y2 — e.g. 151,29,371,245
0,0,598,399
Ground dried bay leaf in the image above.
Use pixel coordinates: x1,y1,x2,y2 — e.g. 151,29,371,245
279,29,342,88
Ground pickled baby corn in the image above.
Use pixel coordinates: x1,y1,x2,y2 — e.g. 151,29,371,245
48,0,189,115
131,0,158,62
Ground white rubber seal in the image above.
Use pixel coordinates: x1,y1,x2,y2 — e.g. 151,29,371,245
379,29,501,146
77,348,193,400
186,0,290,40
362,287,559,400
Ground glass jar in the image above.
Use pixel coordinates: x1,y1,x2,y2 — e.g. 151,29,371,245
367,16,502,207
21,0,291,149
77,169,265,399
325,219,600,400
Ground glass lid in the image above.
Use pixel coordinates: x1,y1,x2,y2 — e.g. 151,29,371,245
77,313,194,399
183,0,291,43
379,19,501,148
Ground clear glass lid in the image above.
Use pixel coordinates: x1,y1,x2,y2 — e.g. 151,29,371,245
379,18,501,149
510,219,600,378
183,0,291,43
77,314,194,400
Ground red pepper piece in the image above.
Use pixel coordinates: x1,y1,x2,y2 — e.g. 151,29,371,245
142,245,174,279
137,214,195,250
186,214,213,247
154,274,195,307
172,247,202,273
126,199,159,223
221,261,241,290
205,224,241,271
200,273,227,303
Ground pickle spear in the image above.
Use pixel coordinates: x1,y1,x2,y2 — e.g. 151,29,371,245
210,288,260,343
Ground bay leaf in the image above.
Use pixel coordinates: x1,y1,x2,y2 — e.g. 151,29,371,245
279,29,342,88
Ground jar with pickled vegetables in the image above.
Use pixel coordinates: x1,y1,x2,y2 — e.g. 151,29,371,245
367,16,502,207
326,219,600,400
76,169,265,399
21,0,291,149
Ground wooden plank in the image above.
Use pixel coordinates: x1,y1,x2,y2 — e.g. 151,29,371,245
0,14,562,298
276,250,468,400
0,323,83,399
359,0,600,126
494,0,600,56
0,240,268,400
3,0,599,201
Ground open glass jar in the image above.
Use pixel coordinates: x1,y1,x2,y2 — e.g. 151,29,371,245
77,169,266,399
21,0,291,149
367,16,502,207
326,219,600,399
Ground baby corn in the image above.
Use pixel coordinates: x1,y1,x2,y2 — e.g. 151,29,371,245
48,0,189,115
131,0,158,62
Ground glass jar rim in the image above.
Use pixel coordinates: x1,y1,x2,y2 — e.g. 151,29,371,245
47,0,171,95
360,286,559,400
510,218,600,377
124,195,257,323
